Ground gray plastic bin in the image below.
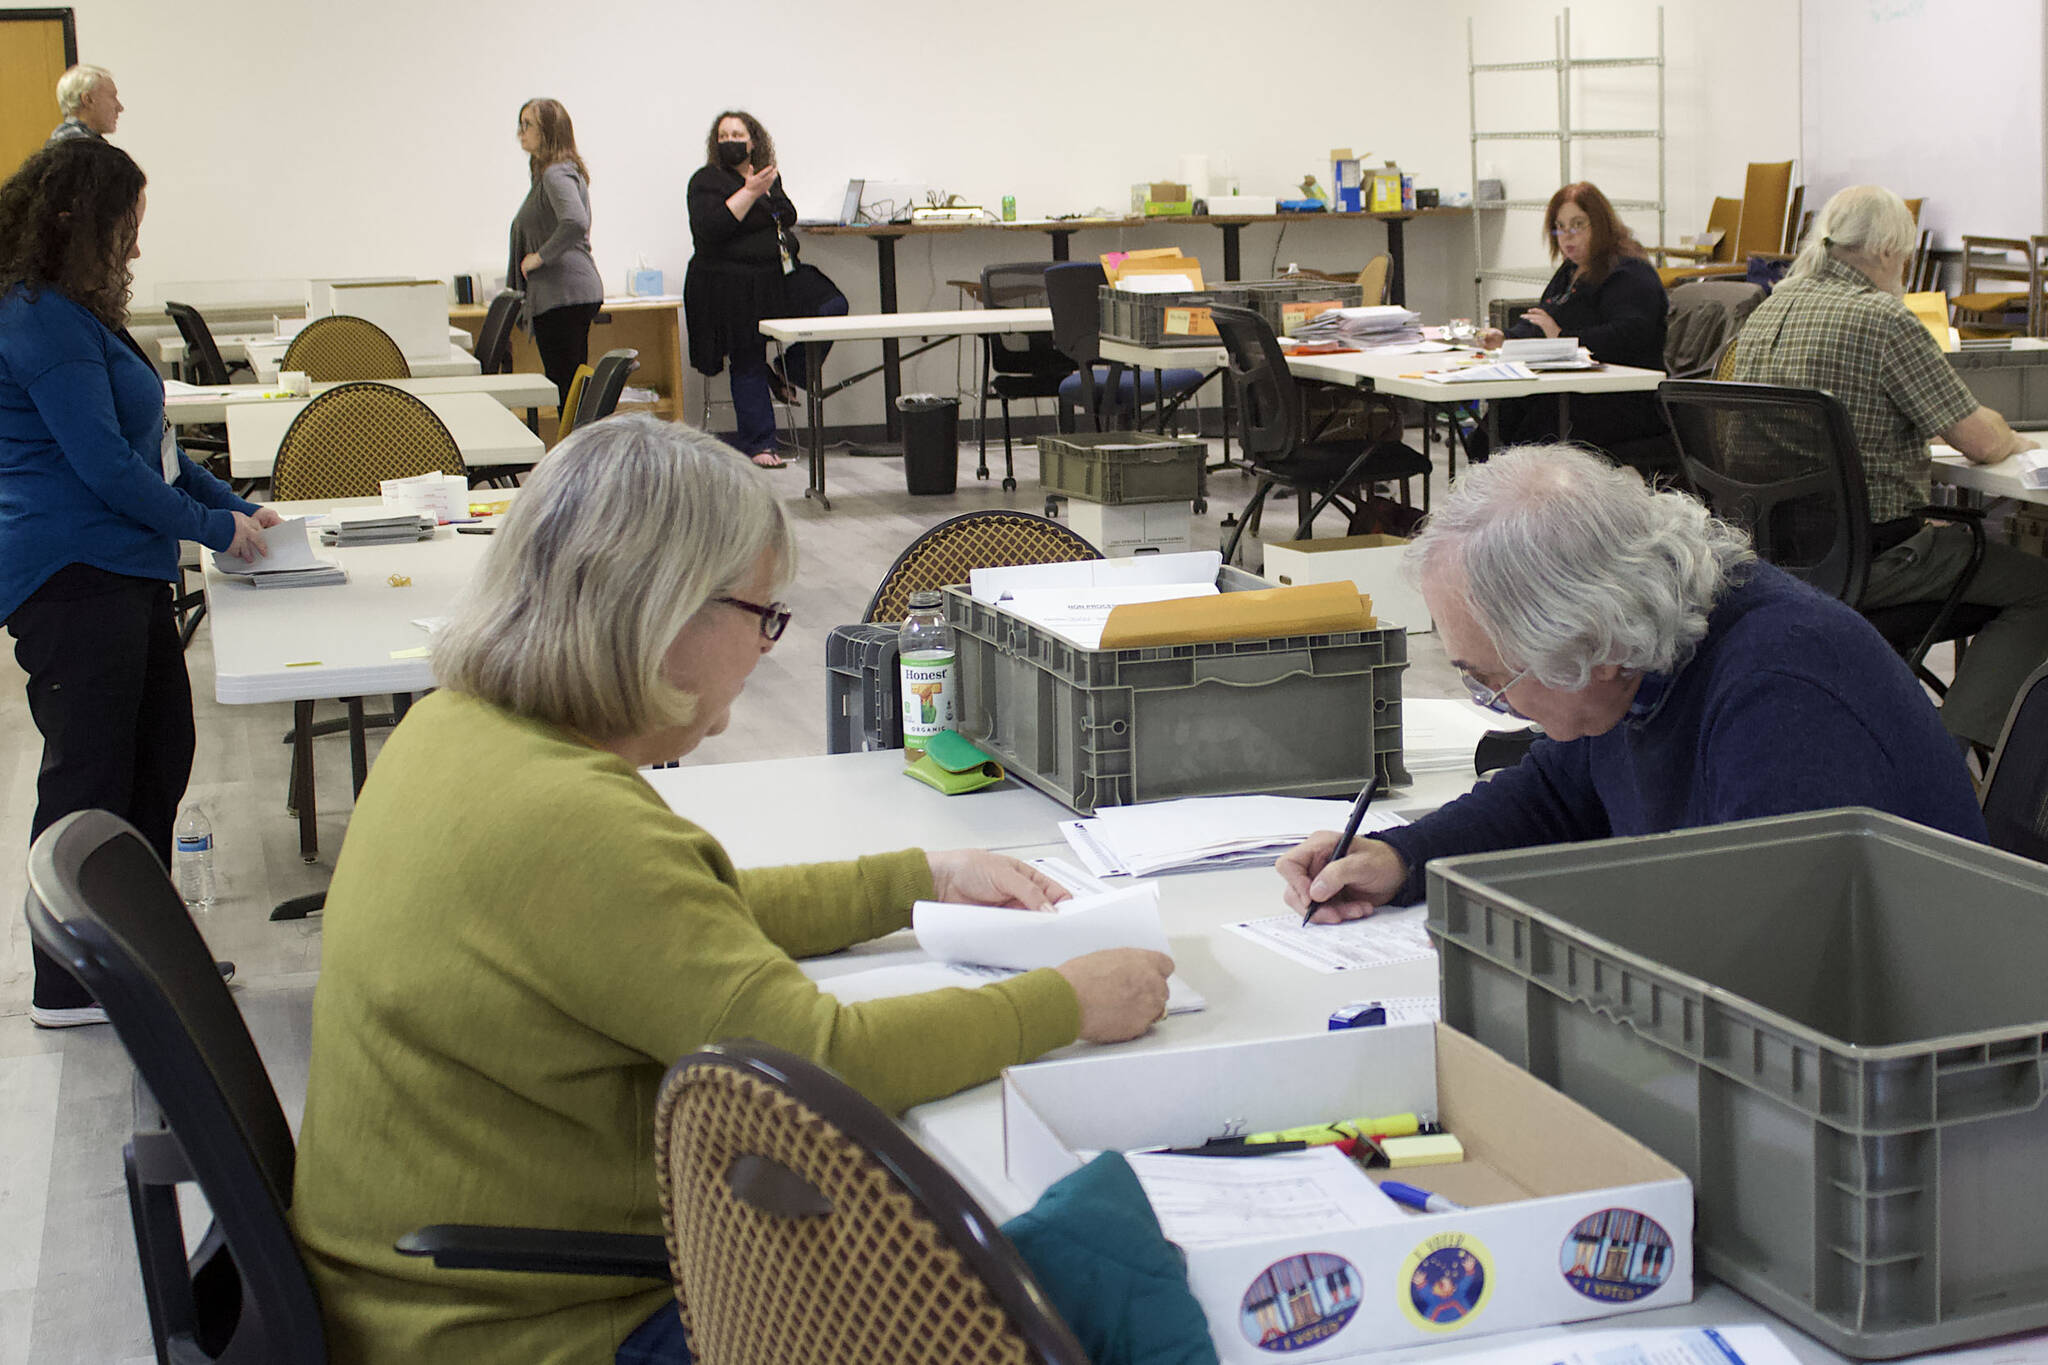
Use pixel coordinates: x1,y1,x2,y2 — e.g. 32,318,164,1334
1428,808,2048,1358
824,623,902,753
942,566,1407,813
1036,432,1205,506
1950,344,2048,429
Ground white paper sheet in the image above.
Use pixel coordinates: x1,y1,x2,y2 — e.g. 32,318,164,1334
1067,795,1410,877
969,551,1220,604
1126,1147,1404,1249
997,582,1218,648
913,884,1168,971
1225,906,1437,974
1117,273,1196,293
1423,1325,1805,1365
209,516,332,576
1423,361,1539,383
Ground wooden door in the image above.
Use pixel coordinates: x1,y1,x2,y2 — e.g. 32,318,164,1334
0,10,76,175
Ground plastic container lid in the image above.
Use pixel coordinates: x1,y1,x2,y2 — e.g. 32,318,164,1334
895,393,957,412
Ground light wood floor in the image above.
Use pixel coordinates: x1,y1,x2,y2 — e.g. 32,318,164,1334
0,433,1460,1364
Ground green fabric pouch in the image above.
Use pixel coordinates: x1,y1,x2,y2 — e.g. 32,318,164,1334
903,730,1006,795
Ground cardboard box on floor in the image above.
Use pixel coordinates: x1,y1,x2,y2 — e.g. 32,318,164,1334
1261,533,1434,634
1003,1023,1692,1362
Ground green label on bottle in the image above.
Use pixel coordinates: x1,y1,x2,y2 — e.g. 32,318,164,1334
900,651,957,754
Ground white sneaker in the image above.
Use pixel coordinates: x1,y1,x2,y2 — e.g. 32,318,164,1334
29,1003,108,1029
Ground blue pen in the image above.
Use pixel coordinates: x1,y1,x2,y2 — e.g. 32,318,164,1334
1381,1180,1466,1214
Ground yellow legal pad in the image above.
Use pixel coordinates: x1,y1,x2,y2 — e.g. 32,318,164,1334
1098,580,1377,649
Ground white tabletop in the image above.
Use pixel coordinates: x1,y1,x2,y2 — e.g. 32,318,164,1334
159,325,473,367
1931,443,2048,506
1099,337,1665,401
243,341,482,385
643,751,1862,1365
225,390,544,478
204,500,496,704
759,307,1052,344
167,373,554,426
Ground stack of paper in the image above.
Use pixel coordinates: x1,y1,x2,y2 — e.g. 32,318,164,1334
1498,336,1579,363
1421,360,1538,384
211,517,346,588
1291,305,1423,348
818,881,1205,1014
2015,449,2048,490
319,509,436,547
1403,698,1513,774
1062,795,1408,878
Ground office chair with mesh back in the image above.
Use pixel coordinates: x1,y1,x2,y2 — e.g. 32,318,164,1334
1658,380,1992,697
164,300,247,386
475,290,523,375
25,810,672,1365
577,348,641,428
1044,262,1206,437
281,315,411,382
1208,303,1430,566
864,510,1100,626
978,263,1078,490
1600,281,1765,478
1981,662,2048,862
654,1042,1089,1365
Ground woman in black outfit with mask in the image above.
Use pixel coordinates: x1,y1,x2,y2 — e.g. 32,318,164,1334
684,110,847,468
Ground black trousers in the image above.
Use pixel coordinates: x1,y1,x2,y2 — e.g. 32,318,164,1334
533,301,604,410
8,566,195,1008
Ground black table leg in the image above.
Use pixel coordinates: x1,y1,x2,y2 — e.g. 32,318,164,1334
806,360,831,508
1049,229,1073,261
876,234,904,442
1385,218,1407,306
1222,224,1243,282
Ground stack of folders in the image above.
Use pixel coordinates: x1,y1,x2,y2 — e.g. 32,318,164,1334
211,516,346,589
1291,305,1423,348
319,510,436,547
1062,795,1408,878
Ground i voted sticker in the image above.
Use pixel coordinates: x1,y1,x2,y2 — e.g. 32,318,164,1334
1239,1251,1362,1352
1560,1207,1675,1303
1399,1232,1494,1331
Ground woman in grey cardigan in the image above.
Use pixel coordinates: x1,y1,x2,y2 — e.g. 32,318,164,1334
510,98,603,408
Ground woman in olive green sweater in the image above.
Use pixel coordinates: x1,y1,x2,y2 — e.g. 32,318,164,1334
289,414,1174,1365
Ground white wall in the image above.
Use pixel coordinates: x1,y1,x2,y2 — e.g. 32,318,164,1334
66,0,1799,426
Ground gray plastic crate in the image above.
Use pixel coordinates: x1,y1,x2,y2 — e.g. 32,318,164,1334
824,623,902,753
1427,809,2048,1359
1233,278,1365,334
1037,432,1205,506
1950,343,2048,428
1097,285,1244,348
942,566,1407,814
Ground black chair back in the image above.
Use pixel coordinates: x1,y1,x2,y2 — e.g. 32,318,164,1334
23,810,325,1365
1208,303,1302,464
476,290,523,376
1982,662,2048,862
165,301,233,387
1658,380,1873,605
978,263,1072,380
1043,263,1105,368
578,348,641,427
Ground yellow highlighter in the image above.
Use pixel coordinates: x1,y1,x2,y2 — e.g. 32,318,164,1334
1246,1111,1422,1146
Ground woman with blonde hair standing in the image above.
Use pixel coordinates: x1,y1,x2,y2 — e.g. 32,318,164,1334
510,97,604,408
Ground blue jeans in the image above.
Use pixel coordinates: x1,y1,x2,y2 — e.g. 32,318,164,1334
616,1302,693,1364
728,289,848,455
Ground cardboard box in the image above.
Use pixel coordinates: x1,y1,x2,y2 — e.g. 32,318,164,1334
1066,500,1193,557
1331,148,1362,213
1003,1025,1693,1362
307,278,447,360
1262,534,1433,633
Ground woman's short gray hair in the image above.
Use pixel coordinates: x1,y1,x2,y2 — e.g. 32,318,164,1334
56,65,110,115
434,415,795,742
1785,184,1918,286
1410,445,1754,688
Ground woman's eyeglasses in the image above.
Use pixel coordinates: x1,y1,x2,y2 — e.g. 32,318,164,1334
715,595,792,642
1552,222,1591,239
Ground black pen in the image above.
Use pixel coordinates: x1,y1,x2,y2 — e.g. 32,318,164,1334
1304,774,1383,926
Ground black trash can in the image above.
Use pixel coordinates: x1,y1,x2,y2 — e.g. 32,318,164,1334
897,395,960,495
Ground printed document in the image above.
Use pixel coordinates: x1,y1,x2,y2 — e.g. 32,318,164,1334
1226,905,1437,973
1126,1147,1403,1249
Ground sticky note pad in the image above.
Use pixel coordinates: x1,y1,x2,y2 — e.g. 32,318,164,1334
1382,1133,1464,1168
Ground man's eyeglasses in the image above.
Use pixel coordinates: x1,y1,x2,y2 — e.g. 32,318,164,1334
715,595,791,642
1458,663,1529,715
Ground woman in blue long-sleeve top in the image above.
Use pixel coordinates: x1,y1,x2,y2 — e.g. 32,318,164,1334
0,139,276,1028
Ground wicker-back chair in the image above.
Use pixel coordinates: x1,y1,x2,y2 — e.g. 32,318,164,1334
281,315,411,382
864,511,1100,625
653,1042,1088,1365
272,382,465,500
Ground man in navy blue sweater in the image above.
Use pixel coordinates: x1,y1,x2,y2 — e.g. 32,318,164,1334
1279,446,1987,918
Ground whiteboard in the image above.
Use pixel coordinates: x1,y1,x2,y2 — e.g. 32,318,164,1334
1801,0,2046,248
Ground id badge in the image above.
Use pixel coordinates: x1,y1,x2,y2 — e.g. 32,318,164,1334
778,237,796,275
160,416,181,484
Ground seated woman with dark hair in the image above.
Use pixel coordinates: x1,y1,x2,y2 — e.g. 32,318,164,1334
289,414,1174,1365
1477,181,1668,458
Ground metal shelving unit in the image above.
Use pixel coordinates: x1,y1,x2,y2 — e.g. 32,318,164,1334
1467,7,1665,318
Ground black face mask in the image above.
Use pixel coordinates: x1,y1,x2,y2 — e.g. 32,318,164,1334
717,141,750,168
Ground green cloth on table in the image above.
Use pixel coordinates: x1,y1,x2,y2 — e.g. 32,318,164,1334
290,689,1080,1365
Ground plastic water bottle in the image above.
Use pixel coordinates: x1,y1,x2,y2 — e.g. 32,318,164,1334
174,806,216,910
898,590,958,757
